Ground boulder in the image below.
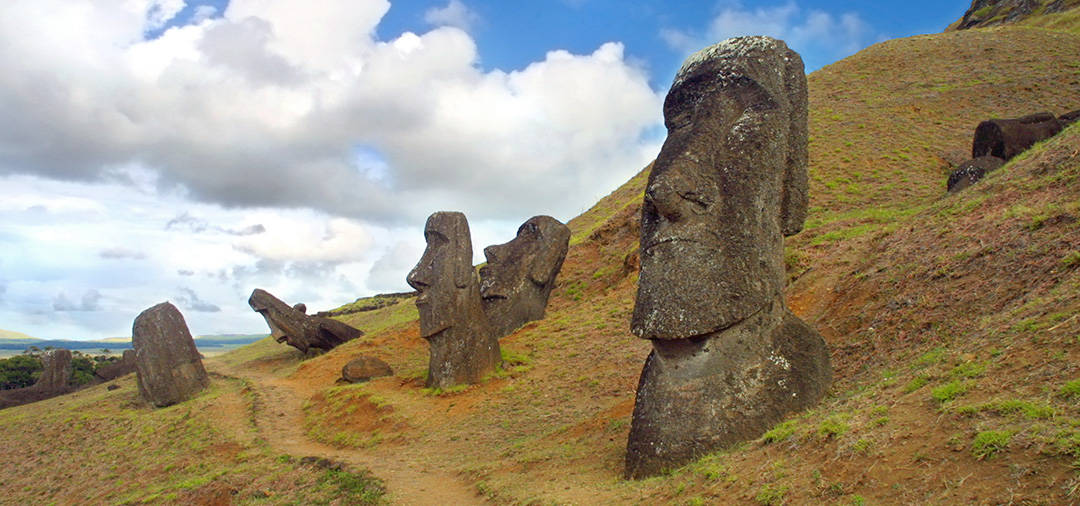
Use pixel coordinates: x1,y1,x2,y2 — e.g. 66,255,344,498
132,302,209,407
972,112,1063,161
94,349,136,381
947,156,1006,193
248,289,363,354
625,36,831,478
406,212,500,389
479,215,571,338
341,356,393,383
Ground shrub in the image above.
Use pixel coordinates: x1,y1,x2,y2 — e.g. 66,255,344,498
0,355,43,389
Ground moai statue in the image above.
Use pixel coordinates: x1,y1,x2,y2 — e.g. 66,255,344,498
625,36,832,478
132,302,210,408
406,212,501,389
248,289,363,354
479,215,571,338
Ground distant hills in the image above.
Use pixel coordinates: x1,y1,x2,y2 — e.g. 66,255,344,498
0,329,266,352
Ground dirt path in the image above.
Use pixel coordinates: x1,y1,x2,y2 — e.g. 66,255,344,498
206,362,483,505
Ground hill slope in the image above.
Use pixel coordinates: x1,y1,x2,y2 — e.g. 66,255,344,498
1,20,1079,506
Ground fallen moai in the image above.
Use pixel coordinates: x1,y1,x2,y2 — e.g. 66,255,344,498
0,349,74,409
947,155,1006,193
625,36,832,478
248,289,364,354
132,302,209,407
479,215,571,338
972,112,1063,161
1061,109,1080,126
406,212,501,389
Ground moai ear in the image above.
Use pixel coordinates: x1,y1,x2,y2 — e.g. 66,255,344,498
529,247,562,286
780,47,809,237
454,259,474,289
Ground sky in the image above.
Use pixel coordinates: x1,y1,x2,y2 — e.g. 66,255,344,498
0,0,970,340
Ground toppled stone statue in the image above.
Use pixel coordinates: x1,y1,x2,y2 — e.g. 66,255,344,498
479,215,571,338
1061,109,1080,127
406,212,500,389
248,289,363,354
132,302,209,407
625,36,831,478
947,155,1006,193
94,349,136,382
972,112,1063,161
341,355,394,383
0,348,74,410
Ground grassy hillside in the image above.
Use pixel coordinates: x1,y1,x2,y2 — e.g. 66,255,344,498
1,20,1079,506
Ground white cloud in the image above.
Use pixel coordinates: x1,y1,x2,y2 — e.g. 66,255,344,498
424,0,480,32
661,1,876,71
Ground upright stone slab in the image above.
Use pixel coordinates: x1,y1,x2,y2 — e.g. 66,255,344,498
132,302,209,407
249,289,363,354
479,215,571,338
35,348,73,392
406,212,500,389
625,36,831,478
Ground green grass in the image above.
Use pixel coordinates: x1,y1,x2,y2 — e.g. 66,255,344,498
1061,379,1080,398
931,381,971,403
762,420,799,444
971,430,1013,459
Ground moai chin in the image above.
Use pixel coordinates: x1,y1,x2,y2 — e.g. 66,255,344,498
479,215,571,338
625,36,831,479
407,212,501,389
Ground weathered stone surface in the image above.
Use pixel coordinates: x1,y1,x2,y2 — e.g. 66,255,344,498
626,37,831,478
947,156,1006,193
406,212,500,389
479,215,571,338
632,36,809,341
94,349,136,381
1061,109,1080,126
0,349,74,410
132,302,209,407
248,289,363,354
342,356,394,383
626,304,830,478
293,303,307,314
972,112,1063,161
35,348,73,392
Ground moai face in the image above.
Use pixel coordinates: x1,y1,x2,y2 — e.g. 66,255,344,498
406,212,476,339
631,36,808,341
479,215,570,336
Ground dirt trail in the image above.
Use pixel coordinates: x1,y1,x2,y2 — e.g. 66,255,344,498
206,362,483,505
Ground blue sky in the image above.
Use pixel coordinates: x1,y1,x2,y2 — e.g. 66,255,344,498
0,0,972,340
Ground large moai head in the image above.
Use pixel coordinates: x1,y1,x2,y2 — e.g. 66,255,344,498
631,36,809,341
479,215,571,338
406,212,500,388
406,212,480,339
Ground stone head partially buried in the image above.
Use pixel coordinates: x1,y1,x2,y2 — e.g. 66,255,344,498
406,211,500,389
479,215,570,338
631,35,809,341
